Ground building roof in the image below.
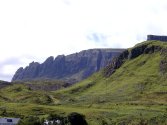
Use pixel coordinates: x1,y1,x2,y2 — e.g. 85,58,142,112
0,118,20,124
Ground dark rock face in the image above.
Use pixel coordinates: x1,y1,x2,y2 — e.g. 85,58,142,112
12,49,124,83
104,43,163,77
129,45,162,59
160,48,167,74
128,45,147,59
104,50,129,77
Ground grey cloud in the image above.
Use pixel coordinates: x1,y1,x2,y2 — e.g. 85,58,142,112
0,72,12,82
62,0,71,5
0,57,22,65
0,55,36,81
136,34,147,41
0,55,35,65
0,58,21,81
87,32,107,43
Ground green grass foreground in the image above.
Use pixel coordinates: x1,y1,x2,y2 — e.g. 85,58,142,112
0,102,166,125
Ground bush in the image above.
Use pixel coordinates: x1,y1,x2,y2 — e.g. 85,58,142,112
68,112,88,125
18,116,41,125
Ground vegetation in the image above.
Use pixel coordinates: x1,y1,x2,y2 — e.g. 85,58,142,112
0,41,167,124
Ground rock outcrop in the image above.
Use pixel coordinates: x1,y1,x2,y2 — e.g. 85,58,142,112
160,48,167,74
104,42,162,77
103,50,129,77
12,49,124,83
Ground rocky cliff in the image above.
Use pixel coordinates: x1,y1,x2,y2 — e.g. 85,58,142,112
12,49,124,83
103,42,162,77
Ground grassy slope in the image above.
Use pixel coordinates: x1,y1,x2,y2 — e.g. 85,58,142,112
0,41,167,124
53,41,167,124
55,48,166,106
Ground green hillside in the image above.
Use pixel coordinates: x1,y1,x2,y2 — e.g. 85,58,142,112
55,41,167,106
0,80,69,104
0,41,167,125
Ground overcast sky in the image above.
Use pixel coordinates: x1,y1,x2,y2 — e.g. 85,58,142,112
1,0,167,81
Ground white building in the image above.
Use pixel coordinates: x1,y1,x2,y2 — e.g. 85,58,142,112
0,118,20,125
44,119,61,125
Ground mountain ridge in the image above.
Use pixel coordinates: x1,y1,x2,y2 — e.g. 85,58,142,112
12,48,125,83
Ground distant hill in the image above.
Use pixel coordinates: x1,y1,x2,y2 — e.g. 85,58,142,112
0,80,11,89
0,79,70,104
12,49,124,83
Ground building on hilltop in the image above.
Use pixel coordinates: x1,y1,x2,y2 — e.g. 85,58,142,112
147,35,167,41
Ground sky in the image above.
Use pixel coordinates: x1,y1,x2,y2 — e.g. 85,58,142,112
1,0,167,81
